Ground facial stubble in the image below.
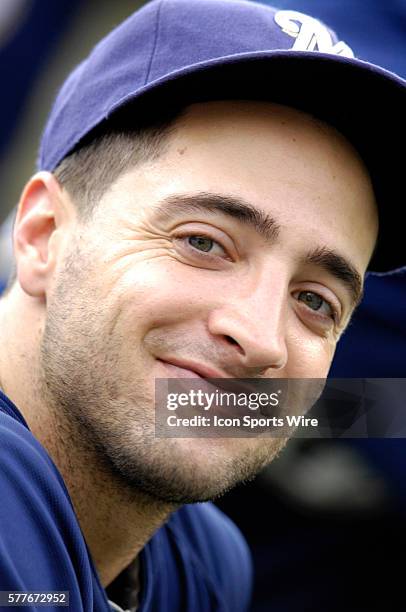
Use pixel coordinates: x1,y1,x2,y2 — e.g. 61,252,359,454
38,243,287,505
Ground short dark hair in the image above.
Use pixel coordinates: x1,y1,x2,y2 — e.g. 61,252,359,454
53,103,186,219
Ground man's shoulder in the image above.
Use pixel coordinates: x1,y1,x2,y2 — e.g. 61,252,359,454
0,396,69,497
0,395,108,609
0,399,75,574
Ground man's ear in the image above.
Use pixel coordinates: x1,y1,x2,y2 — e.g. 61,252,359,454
14,171,71,298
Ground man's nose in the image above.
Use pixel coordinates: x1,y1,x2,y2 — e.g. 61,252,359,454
207,278,288,372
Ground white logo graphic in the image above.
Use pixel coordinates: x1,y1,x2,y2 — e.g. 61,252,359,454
274,10,354,58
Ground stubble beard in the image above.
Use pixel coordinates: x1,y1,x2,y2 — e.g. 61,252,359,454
39,251,287,505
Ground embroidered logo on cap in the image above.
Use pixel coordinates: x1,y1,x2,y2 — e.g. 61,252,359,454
274,10,354,58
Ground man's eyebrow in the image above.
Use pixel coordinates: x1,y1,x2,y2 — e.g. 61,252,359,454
303,247,364,308
151,192,364,308
151,193,281,242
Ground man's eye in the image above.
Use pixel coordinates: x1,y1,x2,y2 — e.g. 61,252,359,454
186,235,227,257
188,235,215,252
297,291,335,318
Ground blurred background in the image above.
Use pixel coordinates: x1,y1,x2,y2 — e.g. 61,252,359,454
0,1,405,611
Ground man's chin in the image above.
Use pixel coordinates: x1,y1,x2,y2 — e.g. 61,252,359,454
107,436,288,505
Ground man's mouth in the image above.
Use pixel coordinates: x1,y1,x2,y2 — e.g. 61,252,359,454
156,358,264,396
156,358,227,380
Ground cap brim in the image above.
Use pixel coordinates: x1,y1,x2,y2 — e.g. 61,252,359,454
106,51,405,274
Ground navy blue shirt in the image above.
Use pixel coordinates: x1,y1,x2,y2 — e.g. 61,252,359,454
0,390,252,611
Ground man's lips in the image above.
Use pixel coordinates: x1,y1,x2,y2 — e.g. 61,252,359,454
156,358,228,379
156,358,260,396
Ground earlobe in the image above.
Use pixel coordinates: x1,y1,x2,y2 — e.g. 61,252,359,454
14,172,65,298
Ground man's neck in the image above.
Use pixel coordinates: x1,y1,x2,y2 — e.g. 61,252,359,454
41,408,174,587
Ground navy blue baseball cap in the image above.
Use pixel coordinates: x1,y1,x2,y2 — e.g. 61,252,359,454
38,0,406,273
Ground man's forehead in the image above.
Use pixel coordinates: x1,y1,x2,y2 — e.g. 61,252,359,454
164,99,373,183
174,99,345,139
156,100,375,203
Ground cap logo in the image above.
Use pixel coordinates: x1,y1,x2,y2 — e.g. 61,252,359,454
274,10,354,58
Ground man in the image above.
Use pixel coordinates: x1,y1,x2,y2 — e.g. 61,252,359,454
0,1,404,610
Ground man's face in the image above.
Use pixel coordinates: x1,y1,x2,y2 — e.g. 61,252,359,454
40,101,378,503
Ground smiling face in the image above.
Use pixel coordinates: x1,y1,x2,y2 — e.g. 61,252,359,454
38,101,378,503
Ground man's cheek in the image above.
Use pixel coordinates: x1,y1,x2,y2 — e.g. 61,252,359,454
286,331,335,378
